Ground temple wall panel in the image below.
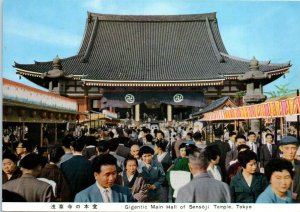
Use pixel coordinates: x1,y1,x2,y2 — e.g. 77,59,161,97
207,87,218,91
76,87,84,92
66,86,76,92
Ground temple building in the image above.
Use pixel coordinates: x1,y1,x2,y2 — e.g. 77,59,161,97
13,12,291,125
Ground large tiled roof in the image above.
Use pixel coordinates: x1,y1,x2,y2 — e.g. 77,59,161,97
14,12,291,85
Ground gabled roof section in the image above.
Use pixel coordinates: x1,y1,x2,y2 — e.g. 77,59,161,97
192,96,237,117
14,12,291,87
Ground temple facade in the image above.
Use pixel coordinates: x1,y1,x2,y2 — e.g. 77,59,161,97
14,12,291,124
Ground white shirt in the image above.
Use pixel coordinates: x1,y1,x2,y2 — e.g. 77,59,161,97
96,182,112,202
207,165,222,181
228,140,235,150
247,141,258,154
157,152,167,163
127,174,134,182
267,143,272,153
137,159,143,173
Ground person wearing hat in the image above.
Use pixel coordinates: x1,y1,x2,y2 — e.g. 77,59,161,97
279,136,300,202
2,153,54,202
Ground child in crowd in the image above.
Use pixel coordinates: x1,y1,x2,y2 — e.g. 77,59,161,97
139,146,165,202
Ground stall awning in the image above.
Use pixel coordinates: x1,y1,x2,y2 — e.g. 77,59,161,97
201,96,300,121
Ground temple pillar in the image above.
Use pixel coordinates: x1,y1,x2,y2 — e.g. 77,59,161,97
250,119,260,133
167,104,172,126
83,87,91,112
234,120,237,132
40,123,44,147
54,123,58,144
135,104,140,126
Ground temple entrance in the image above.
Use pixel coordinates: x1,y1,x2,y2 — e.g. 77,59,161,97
172,106,195,121
140,103,167,122
115,108,133,119
115,104,200,123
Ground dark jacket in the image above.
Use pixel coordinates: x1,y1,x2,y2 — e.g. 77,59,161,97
153,152,172,187
208,140,231,181
294,159,300,202
259,144,279,168
230,171,268,203
60,155,94,201
153,152,172,173
39,163,71,202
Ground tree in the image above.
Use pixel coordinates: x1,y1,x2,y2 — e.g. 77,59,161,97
234,90,246,105
264,84,299,98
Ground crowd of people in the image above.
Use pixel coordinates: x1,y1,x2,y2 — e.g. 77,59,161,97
2,125,300,203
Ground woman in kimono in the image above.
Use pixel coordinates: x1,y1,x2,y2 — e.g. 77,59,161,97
116,157,148,202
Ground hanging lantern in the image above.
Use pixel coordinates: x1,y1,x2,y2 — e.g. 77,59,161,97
18,109,26,117
56,113,61,119
48,112,54,119
4,107,12,115
40,111,47,119
31,110,37,118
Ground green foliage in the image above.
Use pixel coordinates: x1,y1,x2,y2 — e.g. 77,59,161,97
234,90,246,101
264,83,299,98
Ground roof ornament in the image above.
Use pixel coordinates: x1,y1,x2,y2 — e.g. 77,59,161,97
238,57,270,81
41,55,74,79
88,12,93,23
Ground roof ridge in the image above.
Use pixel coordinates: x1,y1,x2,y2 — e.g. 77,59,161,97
220,52,271,65
205,17,224,63
81,17,99,63
221,52,291,67
87,12,217,22
192,96,232,116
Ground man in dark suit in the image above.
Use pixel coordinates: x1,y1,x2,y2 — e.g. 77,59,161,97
225,134,247,170
60,137,94,201
226,132,237,151
116,137,131,158
207,128,230,181
246,132,259,157
74,154,133,202
15,140,33,167
3,153,54,202
83,129,98,160
108,138,126,171
259,133,279,169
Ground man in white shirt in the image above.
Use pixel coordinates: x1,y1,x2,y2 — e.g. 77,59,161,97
246,132,258,155
227,132,237,151
74,154,133,202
